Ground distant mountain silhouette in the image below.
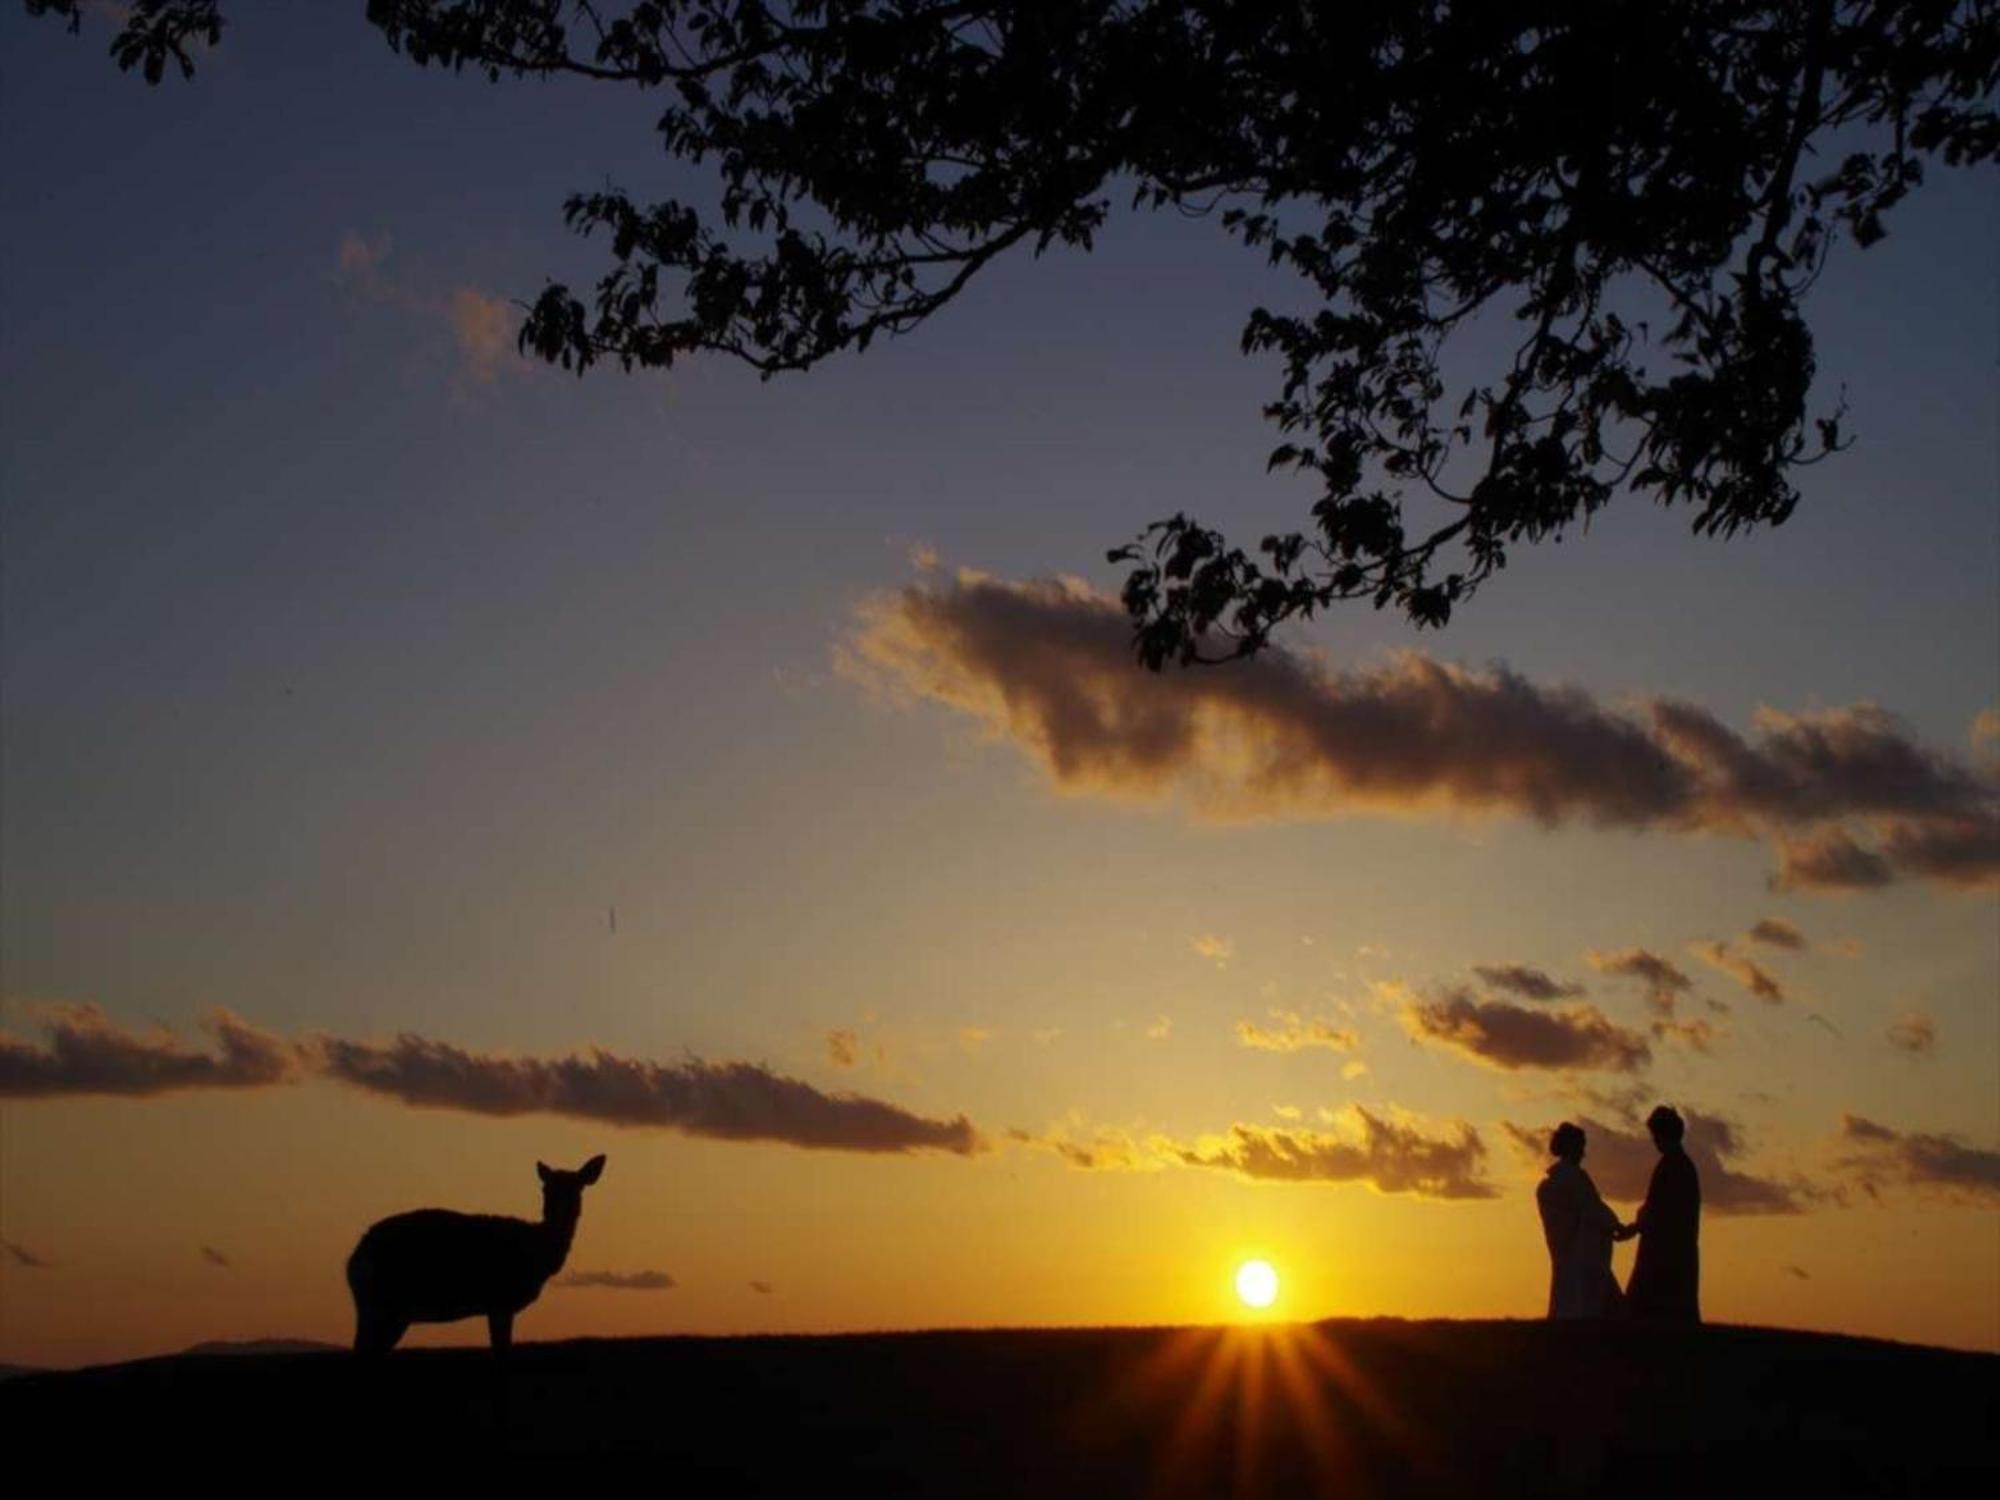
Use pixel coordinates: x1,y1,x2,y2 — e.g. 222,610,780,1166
178,1338,341,1358
0,1363,45,1382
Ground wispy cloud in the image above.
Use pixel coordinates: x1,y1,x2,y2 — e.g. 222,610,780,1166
2,1238,50,1269
312,1032,980,1156
331,230,528,390
1650,1017,1719,1054
1586,949,1695,1016
841,573,2000,892
558,1269,677,1291
1017,1107,1494,1199
1693,941,1787,1005
1834,1115,2000,1203
1746,918,1807,951
1394,984,1651,1073
1190,935,1234,964
1884,1013,1936,1056
0,1005,297,1099
1470,964,1584,1002
1234,1011,1359,1053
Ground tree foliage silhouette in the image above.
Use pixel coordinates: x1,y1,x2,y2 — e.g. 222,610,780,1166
32,0,2000,663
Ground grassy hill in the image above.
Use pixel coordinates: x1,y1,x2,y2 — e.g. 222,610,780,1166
3,1318,1991,1494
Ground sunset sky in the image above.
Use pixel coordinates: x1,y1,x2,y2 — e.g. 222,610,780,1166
2,8,1995,1369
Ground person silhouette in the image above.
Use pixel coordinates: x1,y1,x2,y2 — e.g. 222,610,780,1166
1534,1122,1628,1319
1624,1105,1702,1322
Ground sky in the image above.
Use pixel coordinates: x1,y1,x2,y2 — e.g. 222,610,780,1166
1,7,1995,1368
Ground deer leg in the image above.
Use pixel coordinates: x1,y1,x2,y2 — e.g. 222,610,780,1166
354,1308,407,1357
488,1310,514,1355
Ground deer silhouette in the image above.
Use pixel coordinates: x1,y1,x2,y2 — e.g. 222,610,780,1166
346,1155,605,1355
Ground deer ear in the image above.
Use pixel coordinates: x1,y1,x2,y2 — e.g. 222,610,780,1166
537,1161,554,1183
579,1154,606,1185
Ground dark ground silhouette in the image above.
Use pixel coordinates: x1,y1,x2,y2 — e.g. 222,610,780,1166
2,1319,1991,1494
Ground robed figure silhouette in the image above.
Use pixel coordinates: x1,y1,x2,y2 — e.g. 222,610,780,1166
1626,1105,1702,1322
1535,1123,1626,1319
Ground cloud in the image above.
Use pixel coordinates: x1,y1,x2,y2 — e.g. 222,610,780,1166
311,1032,980,1155
1878,814,2000,890
1746,918,1807,951
0,1005,297,1099
1586,949,1694,1016
1396,986,1651,1073
826,1030,860,1068
1693,942,1786,1005
957,1026,994,1053
446,286,519,385
2,1006,987,1161
2,1238,50,1269
1650,1017,1718,1054
558,1269,677,1291
201,1246,231,1268
1168,1109,1497,1199
1020,1108,1494,1199
1008,1123,1163,1172
1503,1109,1810,1214
1190,935,1234,963
331,231,526,389
841,574,2000,892
1470,964,1584,1001
1144,1016,1173,1041
1973,707,2000,750
1884,1013,1936,1056
1770,827,1894,892
1235,1011,1359,1053
1834,1115,2000,1203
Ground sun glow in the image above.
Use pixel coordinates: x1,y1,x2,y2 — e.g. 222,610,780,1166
1235,1259,1279,1310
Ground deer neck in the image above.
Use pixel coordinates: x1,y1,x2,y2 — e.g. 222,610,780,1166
539,1209,581,1275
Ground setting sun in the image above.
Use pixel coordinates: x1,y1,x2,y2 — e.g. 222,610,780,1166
1235,1260,1280,1310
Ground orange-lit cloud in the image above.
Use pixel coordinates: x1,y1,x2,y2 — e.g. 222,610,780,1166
1167,1111,1496,1198
1770,827,1894,891
842,573,2000,891
1834,1116,2000,1203
1017,1107,1495,1199
557,1269,677,1291
332,230,526,388
0,1005,296,1098
312,1032,980,1155
1586,949,1695,1016
1693,941,1787,1005
1650,1017,1719,1054
1395,985,1651,1073
1503,1110,1810,1214
1190,934,1234,963
1746,918,1807,951
1470,964,1584,1002
1884,1013,1937,1056
1235,1011,1358,1053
